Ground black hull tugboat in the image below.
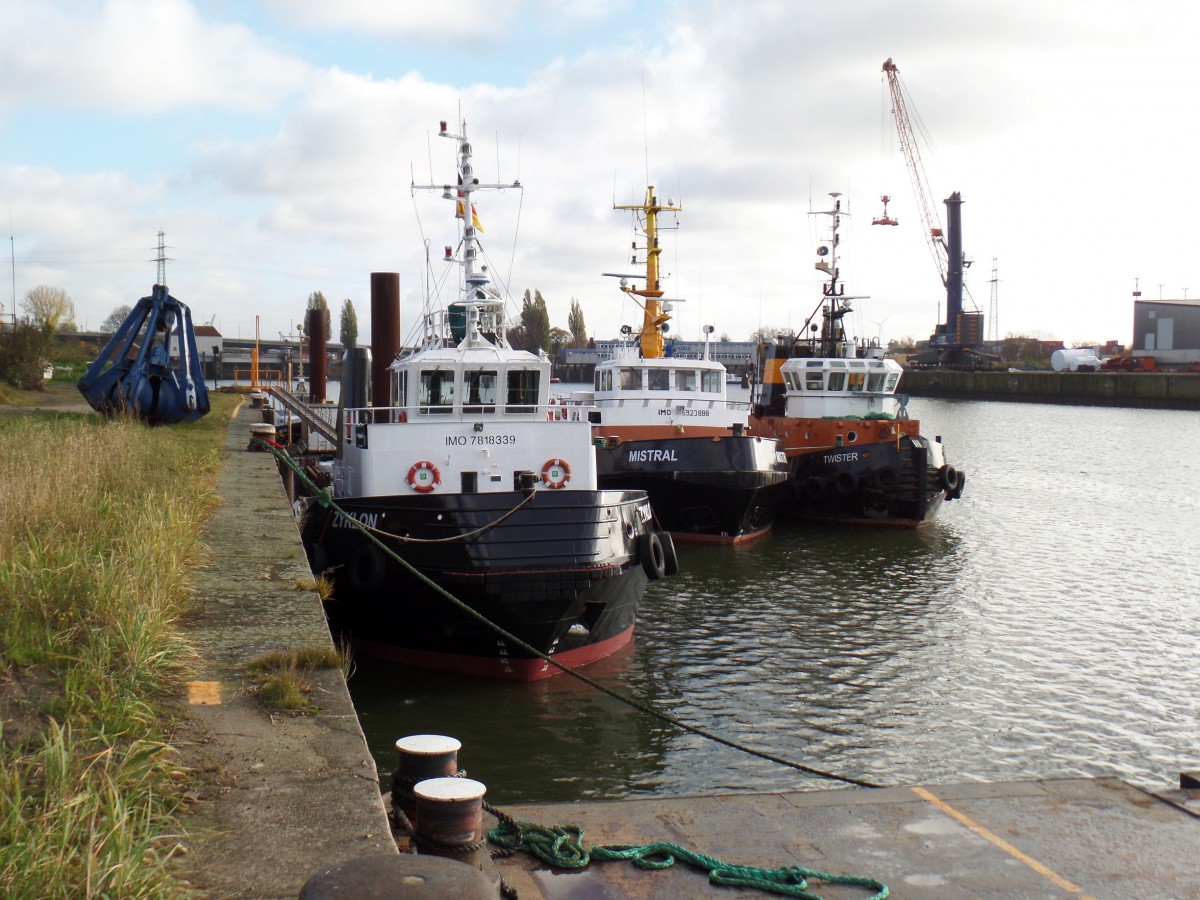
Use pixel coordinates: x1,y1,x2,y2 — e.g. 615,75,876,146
559,186,789,544
748,193,965,526
299,119,675,680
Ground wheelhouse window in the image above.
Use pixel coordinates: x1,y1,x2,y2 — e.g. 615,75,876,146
419,369,455,414
805,370,824,391
884,373,900,392
506,369,540,412
464,370,498,414
826,370,846,391
595,368,613,391
393,370,408,408
619,367,643,390
701,370,722,392
676,369,698,392
648,367,670,390
866,372,886,392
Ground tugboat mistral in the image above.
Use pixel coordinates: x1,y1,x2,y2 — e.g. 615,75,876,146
563,185,790,544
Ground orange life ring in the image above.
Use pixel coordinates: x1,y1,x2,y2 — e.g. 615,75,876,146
406,460,441,492
541,458,571,489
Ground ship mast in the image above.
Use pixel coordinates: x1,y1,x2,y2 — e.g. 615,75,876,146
412,119,521,347
613,186,681,359
809,193,868,358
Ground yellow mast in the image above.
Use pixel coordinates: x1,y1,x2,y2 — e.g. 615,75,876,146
614,185,681,359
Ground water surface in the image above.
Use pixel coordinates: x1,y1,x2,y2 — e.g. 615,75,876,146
349,398,1200,803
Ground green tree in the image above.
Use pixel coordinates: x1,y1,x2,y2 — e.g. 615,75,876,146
519,289,551,353
300,291,331,340
339,299,358,348
567,298,587,348
100,305,132,334
549,327,570,355
0,320,56,389
22,285,76,332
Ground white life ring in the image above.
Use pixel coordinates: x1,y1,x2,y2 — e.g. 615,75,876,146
541,458,571,489
407,460,441,493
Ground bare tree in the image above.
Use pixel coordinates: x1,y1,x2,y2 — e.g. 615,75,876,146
749,325,787,344
101,305,132,334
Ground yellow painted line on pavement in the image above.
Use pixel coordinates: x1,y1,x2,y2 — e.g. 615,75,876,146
187,681,222,705
911,786,1097,899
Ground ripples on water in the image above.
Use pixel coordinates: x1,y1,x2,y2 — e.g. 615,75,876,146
350,399,1200,803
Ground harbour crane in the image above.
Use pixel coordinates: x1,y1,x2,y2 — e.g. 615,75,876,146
881,58,947,282
880,58,992,368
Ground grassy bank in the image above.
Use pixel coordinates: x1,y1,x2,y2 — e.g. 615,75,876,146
0,392,238,898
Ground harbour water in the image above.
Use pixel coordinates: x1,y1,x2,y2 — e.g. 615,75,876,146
347,394,1200,804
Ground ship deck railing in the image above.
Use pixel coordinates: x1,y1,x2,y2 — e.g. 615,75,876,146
342,403,594,426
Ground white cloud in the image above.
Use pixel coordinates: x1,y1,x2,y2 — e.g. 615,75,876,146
3,0,1199,348
0,0,311,115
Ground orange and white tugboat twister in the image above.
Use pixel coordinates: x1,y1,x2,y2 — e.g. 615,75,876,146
749,193,965,526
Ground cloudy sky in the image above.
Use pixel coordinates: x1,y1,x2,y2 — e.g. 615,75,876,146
2,0,1196,351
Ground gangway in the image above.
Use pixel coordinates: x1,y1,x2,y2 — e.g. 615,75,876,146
268,385,339,445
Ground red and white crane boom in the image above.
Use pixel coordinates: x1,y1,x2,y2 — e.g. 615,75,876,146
881,57,947,285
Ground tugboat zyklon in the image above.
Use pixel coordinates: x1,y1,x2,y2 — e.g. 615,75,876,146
299,118,677,680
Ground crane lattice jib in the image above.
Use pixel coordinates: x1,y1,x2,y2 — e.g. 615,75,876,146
882,58,948,285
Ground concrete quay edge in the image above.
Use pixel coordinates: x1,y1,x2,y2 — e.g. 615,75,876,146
172,400,396,899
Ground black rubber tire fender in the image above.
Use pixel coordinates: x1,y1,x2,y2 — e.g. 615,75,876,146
939,465,960,494
638,531,667,580
347,544,387,593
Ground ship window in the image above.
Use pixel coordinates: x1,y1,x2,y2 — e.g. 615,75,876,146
395,370,408,407
676,369,698,391
848,372,866,392
506,369,540,412
826,371,846,391
702,370,722,392
464,370,498,414
648,368,670,390
419,369,455,414
884,373,899,392
805,370,824,390
619,367,643,390
866,372,886,392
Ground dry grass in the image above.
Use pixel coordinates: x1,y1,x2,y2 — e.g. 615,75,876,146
243,645,348,714
0,394,238,898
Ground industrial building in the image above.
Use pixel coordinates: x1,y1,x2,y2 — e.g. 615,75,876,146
1133,298,1200,367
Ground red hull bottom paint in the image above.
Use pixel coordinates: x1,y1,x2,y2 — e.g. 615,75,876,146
349,625,636,682
669,523,773,546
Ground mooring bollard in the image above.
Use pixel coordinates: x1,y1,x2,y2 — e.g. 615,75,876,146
298,853,497,899
411,775,498,887
390,734,461,826
412,777,486,850
247,422,276,450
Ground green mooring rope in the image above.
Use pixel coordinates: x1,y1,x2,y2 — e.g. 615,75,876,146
487,818,888,899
